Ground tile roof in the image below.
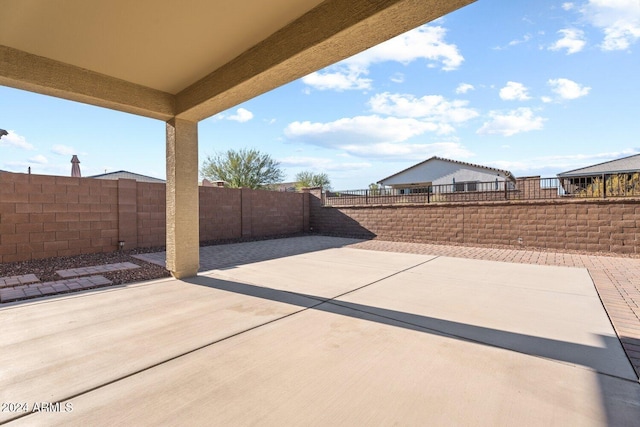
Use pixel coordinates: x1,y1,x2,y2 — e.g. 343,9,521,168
557,153,640,177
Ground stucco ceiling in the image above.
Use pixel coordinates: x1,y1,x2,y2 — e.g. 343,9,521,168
0,0,475,121
0,0,325,94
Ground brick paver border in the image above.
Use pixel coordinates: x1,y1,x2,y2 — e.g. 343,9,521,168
56,262,141,279
0,276,113,303
0,274,40,288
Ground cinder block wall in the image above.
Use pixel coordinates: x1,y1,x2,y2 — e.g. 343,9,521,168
0,172,309,263
310,189,640,254
0,173,119,262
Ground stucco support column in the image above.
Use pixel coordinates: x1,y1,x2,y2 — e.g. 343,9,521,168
166,118,199,278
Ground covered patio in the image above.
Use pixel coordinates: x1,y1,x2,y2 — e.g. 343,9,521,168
1,0,475,278
1,236,639,425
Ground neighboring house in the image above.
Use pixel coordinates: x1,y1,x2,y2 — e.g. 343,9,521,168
378,156,515,194
89,170,165,183
557,153,640,195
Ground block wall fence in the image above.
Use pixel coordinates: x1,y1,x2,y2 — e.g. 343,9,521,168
309,189,640,254
0,172,309,263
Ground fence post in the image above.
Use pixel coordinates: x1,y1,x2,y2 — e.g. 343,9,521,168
366,189,369,204
602,174,606,199
504,181,508,200
427,188,430,204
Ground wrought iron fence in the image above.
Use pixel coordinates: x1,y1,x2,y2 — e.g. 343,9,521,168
322,174,640,206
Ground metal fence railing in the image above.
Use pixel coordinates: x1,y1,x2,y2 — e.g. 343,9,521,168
322,174,640,206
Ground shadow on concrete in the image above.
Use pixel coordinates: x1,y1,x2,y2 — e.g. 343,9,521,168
196,236,368,271
187,275,640,425
621,336,640,378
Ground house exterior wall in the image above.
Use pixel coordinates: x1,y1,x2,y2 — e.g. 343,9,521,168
0,172,309,263
380,159,508,188
310,189,640,255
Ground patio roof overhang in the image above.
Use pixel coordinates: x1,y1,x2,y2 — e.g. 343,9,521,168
1,0,475,277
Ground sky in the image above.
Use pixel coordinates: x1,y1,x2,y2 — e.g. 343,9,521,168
1,0,639,190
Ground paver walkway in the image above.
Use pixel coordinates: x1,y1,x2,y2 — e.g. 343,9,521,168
0,262,142,303
0,276,113,302
0,274,39,288
56,262,140,278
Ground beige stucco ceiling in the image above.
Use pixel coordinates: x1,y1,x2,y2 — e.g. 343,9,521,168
0,0,325,94
0,0,475,122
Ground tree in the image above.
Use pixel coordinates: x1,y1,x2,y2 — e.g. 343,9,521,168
201,148,284,189
295,171,331,190
368,183,380,195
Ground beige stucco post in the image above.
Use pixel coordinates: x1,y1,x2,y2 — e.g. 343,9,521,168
166,118,200,278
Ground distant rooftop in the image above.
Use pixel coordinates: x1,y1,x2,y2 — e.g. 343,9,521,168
557,153,640,177
89,170,165,183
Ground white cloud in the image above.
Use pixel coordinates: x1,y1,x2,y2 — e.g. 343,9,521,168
285,115,443,146
455,83,475,94
28,154,48,164
0,131,34,150
581,0,640,50
541,96,553,103
284,113,474,161
499,81,532,101
302,24,463,91
51,144,76,156
562,3,575,11
549,28,586,54
227,108,254,122
548,78,591,99
302,66,372,91
390,73,405,84
278,156,371,171
493,34,532,50
340,141,473,161
477,108,546,137
368,92,478,124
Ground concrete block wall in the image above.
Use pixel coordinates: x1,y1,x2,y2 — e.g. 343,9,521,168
200,186,242,241
136,181,166,248
0,172,309,262
0,172,119,262
310,189,640,254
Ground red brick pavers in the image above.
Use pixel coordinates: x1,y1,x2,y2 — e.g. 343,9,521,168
348,240,640,378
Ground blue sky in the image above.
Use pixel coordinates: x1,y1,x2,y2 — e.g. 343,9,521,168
1,0,639,190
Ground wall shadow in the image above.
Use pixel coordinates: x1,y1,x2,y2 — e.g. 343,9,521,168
197,235,369,271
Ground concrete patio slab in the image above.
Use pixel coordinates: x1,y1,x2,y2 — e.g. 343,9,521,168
0,278,320,424
2,237,639,426
207,248,434,299
335,257,635,380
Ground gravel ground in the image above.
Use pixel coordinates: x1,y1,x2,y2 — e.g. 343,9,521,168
0,247,171,286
